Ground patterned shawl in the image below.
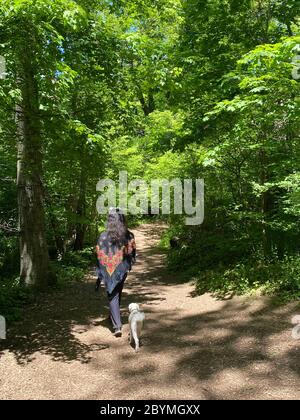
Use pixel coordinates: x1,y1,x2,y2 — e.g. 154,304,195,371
96,230,136,294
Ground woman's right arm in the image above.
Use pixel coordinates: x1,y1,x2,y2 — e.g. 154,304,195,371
125,232,136,265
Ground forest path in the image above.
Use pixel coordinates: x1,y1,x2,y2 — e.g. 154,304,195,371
1,223,300,400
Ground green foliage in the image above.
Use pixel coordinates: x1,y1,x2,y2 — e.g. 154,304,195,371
0,279,34,322
50,247,94,288
1,0,300,310
163,4,300,301
60,247,95,269
0,245,92,321
195,256,300,302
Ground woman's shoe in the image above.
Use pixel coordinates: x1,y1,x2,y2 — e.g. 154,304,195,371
95,277,101,291
114,329,122,337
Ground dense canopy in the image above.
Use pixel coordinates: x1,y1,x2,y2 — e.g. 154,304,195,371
0,0,300,318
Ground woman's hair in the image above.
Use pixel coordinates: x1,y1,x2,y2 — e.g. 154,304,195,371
106,208,127,246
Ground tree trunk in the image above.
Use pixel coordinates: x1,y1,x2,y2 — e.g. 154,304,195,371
138,87,156,116
16,45,49,288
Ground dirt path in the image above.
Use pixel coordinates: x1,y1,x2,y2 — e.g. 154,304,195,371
1,223,300,400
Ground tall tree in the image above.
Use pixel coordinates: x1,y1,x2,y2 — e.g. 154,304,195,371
0,0,86,286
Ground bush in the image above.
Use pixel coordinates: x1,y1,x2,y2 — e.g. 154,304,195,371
53,265,86,286
0,279,34,322
50,246,94,288
164,223,251,275
195,256,300,301
59,247,94,268
0,247,94,322
0,233,19,278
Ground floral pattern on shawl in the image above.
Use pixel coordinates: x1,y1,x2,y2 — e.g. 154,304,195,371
96,248,124,276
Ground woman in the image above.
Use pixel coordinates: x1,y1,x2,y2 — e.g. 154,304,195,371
95,208,136,337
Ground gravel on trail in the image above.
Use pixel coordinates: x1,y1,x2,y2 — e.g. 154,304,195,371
1,223,300,400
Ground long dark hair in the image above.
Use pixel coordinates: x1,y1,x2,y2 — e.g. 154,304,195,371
106,208,127,247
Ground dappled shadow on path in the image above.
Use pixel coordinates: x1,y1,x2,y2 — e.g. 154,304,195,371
116,298,300,399
1,222,300,400
0,277,108,365
0,223,169,365
0,268,166,365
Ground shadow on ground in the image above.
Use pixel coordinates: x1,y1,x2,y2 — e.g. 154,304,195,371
116,299,300,399
1,223,300,400
0,273,165,365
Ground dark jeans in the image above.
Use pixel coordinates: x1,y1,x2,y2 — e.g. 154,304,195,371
107,274,127,331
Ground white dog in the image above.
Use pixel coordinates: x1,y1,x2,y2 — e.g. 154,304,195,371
128,303,145,352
